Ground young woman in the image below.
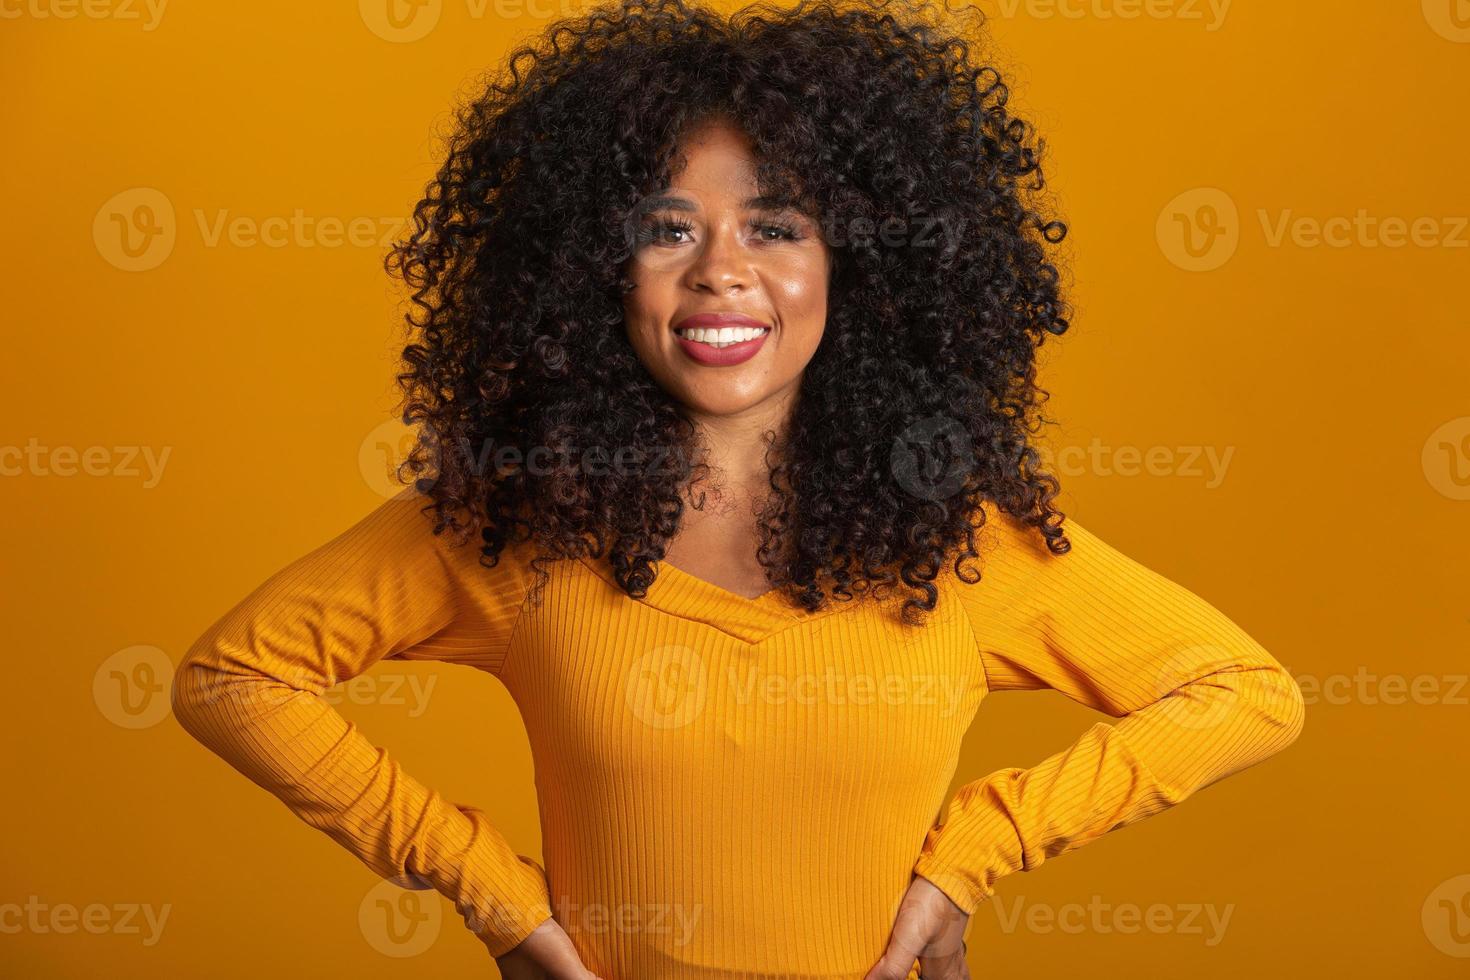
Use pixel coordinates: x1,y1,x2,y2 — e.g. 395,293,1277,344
172,1,1306,977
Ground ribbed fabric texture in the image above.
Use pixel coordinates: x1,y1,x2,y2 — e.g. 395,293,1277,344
173,488,1305,978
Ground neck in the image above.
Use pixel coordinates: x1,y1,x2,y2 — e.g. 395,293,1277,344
681,382,799,500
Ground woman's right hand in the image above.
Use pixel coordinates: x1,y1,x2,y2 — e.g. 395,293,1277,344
495,917,605,980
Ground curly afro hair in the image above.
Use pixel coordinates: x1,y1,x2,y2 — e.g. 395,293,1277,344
385,0,1074,626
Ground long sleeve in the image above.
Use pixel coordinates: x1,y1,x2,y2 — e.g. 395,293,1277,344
913,507,1306,914
170,488,553,957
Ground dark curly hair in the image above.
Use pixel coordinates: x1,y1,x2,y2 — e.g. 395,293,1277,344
384,0,1074,626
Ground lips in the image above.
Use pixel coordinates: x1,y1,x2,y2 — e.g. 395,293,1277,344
671,311,772,367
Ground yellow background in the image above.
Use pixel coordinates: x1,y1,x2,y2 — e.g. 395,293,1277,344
3,0,1467,976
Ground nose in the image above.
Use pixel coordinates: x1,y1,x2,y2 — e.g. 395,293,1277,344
682,222,752,294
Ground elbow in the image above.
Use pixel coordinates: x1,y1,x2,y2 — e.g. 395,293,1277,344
170,638,230,740
1274,664,1307,748
1195,647,1306,762
1245,657,1307,757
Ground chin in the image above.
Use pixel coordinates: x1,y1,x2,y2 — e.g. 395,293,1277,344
671,386,767,419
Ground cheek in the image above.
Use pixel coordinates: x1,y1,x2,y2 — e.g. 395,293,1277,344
770,254,830,327
621,270,674,339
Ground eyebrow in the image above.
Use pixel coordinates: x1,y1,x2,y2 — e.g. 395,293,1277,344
640,194,800,212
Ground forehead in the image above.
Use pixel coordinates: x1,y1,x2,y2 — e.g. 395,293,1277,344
666,121,762,192
653,119,809,213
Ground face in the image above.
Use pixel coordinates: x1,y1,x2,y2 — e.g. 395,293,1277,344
621,119,831,423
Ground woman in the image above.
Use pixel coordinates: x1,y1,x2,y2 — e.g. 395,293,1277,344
172,0,1306,977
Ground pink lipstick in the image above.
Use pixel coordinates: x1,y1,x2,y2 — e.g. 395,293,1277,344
671,312,771,367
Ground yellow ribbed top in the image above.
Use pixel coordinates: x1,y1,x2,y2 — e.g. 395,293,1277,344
173,488,1305,978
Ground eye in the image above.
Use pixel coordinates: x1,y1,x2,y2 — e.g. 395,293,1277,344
751,217,802,242
636,215,696,246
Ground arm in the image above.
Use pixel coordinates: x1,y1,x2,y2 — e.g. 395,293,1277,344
170,488,553,956
912,507,1306,914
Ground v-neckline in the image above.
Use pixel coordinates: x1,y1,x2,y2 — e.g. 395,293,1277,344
659,557,776,603
574,551,851,645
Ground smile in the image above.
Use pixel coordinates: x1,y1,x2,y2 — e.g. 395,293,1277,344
672,325,771,366
673,325,771,348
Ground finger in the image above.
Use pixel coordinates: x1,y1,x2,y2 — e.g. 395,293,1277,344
863,931,925,980
499,918,597,980
918,943,969,980
497,957,546,980
917,934,964,980
535,930,598,980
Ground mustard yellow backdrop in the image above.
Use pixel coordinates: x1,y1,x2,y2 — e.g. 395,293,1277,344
2,0,1466,977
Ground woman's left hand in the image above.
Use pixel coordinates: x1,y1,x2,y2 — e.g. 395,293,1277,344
863,875,971,980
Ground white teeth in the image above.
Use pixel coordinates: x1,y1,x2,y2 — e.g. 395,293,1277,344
675,325,769,348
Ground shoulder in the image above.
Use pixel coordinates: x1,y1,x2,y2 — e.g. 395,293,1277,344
373,487,540,597
938,502,1116,613
945,500,1068,579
